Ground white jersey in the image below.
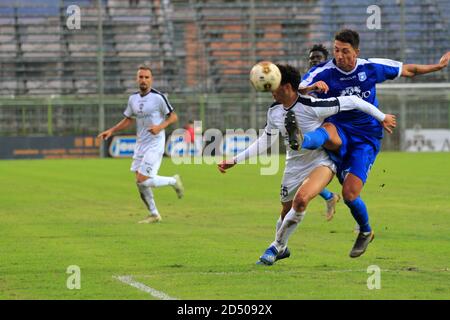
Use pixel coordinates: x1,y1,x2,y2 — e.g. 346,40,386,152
235,94,385,202
123,88,174,153
265,94,385,160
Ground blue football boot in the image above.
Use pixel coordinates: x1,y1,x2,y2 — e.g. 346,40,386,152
256,245,279,266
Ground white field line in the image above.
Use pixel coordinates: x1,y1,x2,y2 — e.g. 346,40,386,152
114,275,178,300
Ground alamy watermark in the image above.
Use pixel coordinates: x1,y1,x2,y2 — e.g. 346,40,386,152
165,121,281,175
367,265,381,290
66,265,81,290
367,5,382,30
66,5,81,30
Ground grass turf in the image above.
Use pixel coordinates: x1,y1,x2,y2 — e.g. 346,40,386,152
0,152,449,299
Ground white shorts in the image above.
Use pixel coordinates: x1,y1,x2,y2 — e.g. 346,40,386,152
280,154,336,203
130,146,164,177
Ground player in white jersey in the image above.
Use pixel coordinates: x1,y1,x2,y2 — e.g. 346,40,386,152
98,65,184,224
218,64,396,265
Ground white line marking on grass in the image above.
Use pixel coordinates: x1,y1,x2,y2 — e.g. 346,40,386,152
114,275,177,300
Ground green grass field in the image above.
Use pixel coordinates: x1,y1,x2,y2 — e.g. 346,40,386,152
0,153,449,300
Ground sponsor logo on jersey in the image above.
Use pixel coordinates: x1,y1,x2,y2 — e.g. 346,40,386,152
340,86,371,99
339,75,357,81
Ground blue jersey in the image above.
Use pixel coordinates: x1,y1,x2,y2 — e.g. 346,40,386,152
300,58,402,139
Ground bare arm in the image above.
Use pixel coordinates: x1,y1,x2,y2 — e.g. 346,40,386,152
149,111,178,135
218,131,273,173
401,51,450,78
97,117,134,140
298,81,329,95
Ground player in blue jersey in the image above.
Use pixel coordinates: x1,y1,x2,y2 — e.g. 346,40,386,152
307,44,342,221
308,44,329,70
298,29,450,258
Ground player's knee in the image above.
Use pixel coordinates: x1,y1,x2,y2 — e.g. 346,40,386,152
342,187,359,202
136,175,150,184
292,193,310,212
342,175,363,201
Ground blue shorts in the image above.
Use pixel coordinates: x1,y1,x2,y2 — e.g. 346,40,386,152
326,123,381,184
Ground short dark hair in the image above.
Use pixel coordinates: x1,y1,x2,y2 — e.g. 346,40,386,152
276,64,301,91
335,29,360,49
309,44,329,59
138,64,153,73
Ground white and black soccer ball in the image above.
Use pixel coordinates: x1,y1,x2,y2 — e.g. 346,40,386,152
249,61,281,92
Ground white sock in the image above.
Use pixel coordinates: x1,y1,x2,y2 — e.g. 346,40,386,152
137,183,159,216
140,176,176,188
275,216,283,241
272,208,306,251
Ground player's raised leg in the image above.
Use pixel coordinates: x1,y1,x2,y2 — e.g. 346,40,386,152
301,123,342,151
137,152,184,198
135,151,183,223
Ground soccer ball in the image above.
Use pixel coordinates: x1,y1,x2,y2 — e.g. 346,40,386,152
249,61,281,92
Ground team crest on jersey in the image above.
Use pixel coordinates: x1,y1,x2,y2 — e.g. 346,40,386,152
358,72,367,82
139,103,144,111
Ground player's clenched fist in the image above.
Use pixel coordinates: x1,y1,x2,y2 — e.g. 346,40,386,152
311,81,329,94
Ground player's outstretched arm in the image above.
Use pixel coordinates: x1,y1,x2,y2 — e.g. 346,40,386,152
401,51,450,78
337,96,397,133
98,117,134,140
298,81,329,95
336,96,386,122
217,131,273,174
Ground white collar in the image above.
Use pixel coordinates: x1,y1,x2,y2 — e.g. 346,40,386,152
331,58,364,75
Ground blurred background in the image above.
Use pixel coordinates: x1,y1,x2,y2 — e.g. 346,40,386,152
0,0,449,158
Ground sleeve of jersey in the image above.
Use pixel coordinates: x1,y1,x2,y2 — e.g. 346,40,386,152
263,109,277,136
368,58,403,83
233,131,271,164
123,97,134,118
160,95,174,115
299,66,323,88
337,96,386,122
299,95,340,119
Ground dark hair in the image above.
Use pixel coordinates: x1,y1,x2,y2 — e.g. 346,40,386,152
309,44,329,59
335,29,360,49
138,64,153,73
276,64,301,90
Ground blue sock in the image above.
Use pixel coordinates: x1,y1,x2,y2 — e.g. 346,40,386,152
319,188,333,200
344,197,372,233
302,127,330,150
